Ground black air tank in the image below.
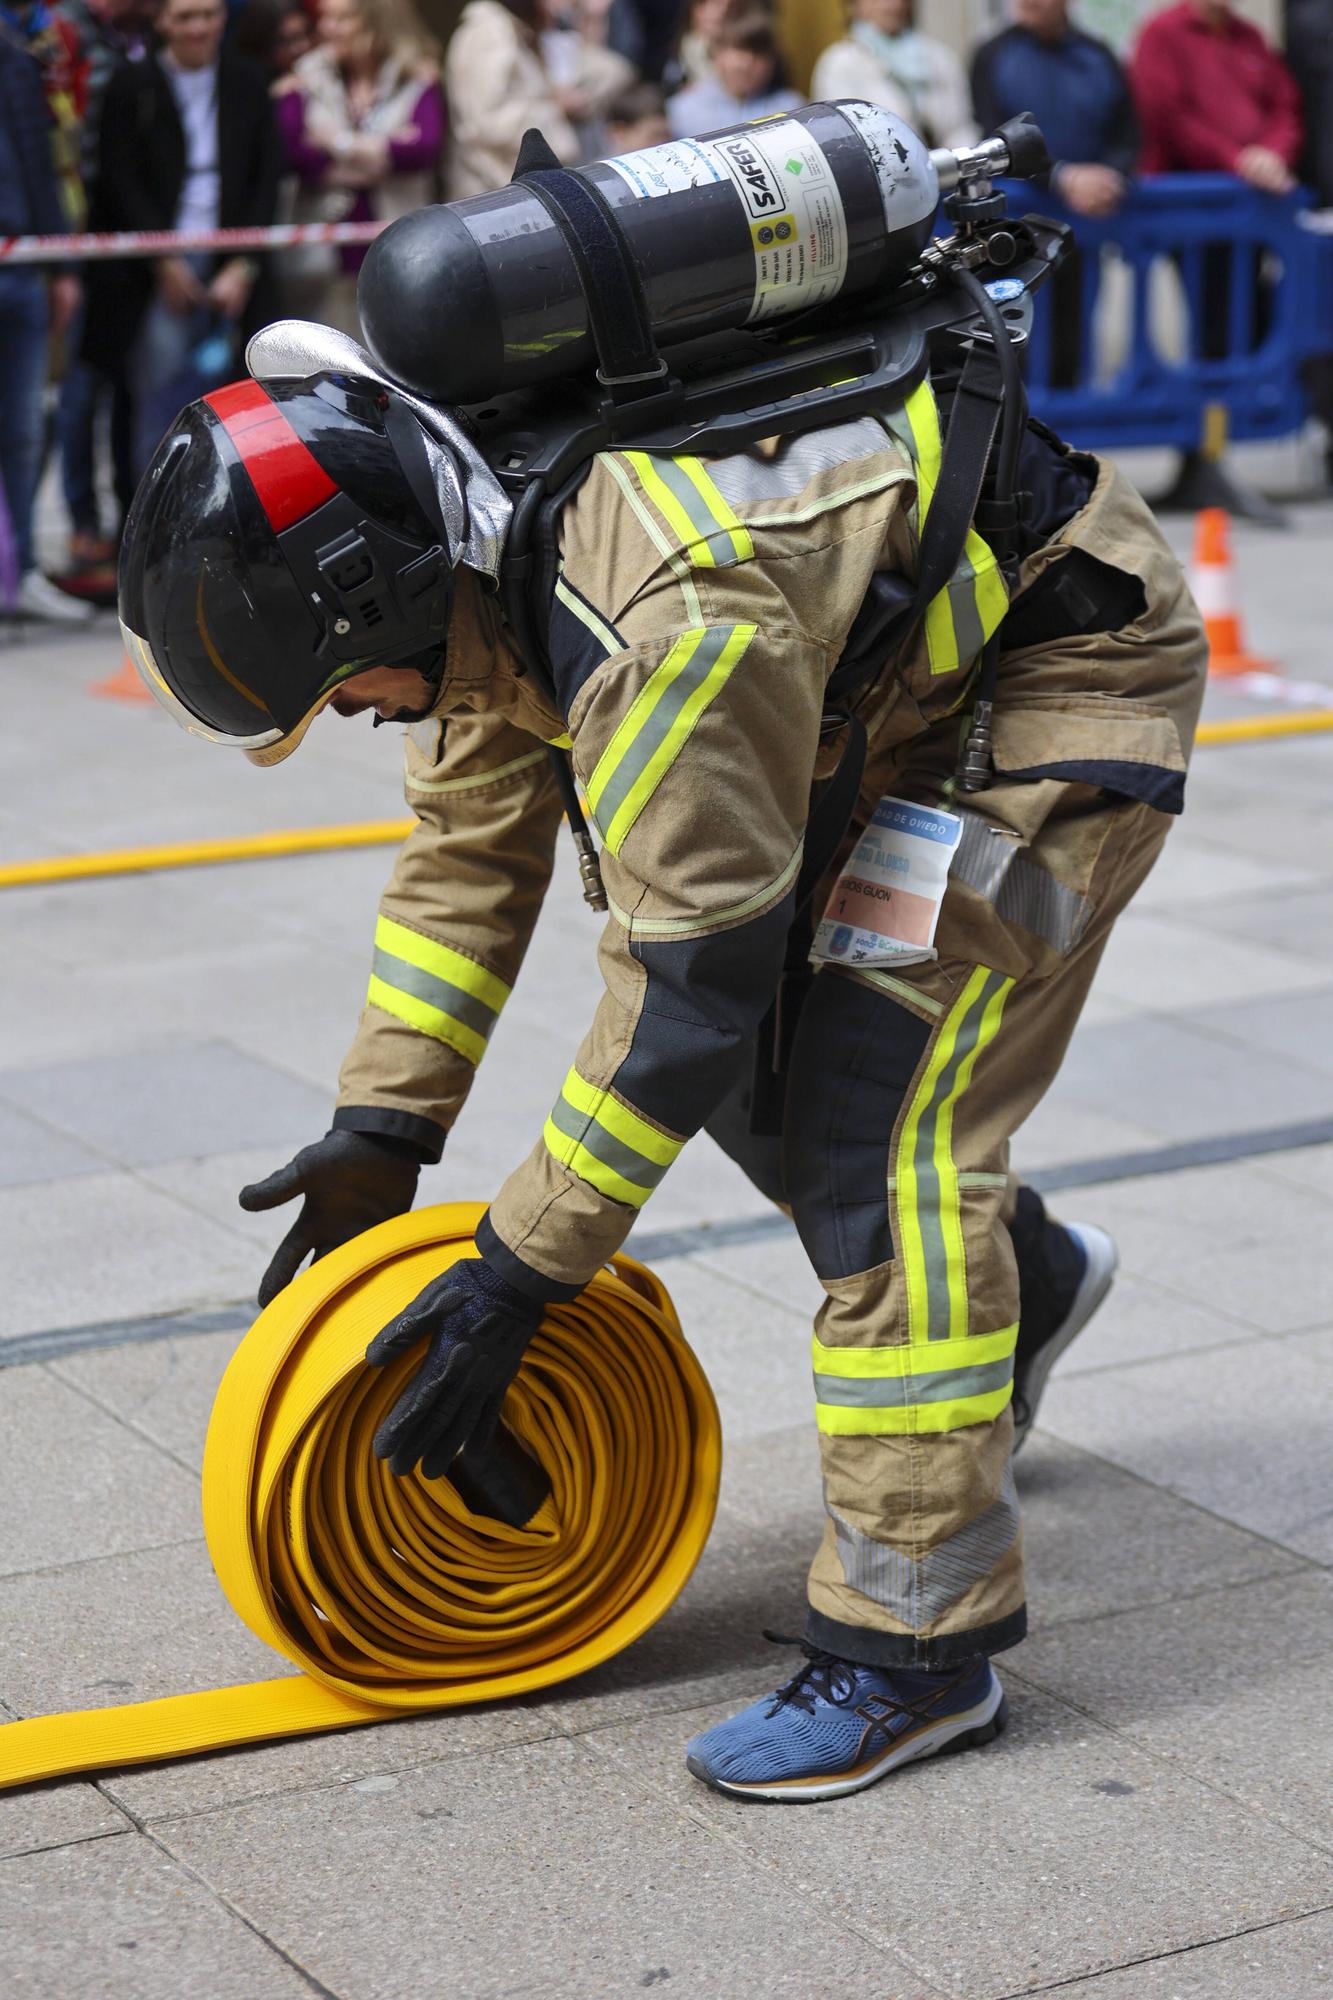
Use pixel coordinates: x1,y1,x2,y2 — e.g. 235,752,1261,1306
358,101,940,404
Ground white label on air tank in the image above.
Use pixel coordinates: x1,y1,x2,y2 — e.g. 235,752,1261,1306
604,118,848,325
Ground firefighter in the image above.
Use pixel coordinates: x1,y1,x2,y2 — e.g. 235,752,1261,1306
119,327,1205,1801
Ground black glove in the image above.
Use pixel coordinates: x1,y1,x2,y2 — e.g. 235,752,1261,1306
239,1129,421,1308
366,1256,546,1479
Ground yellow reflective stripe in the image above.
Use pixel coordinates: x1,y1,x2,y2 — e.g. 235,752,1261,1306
374,916,511,1016
607,840,804,939
896,967,1015,1345
367,974,488,1065
903,380,942,509
811,1324,1017,1380
543,1066,684,1208
541,1118,652,1208
600,453,704,626
559,1067,681,1168
622,451,753,568
673,456,754,563
553,570,622,657
584,624,755,856
816,1384,1012,1436
405,748,548,796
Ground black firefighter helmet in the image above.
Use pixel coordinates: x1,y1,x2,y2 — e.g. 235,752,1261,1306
118,374,461,765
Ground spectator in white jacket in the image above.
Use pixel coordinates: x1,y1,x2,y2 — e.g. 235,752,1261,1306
811,0,976,150
445,0,580,198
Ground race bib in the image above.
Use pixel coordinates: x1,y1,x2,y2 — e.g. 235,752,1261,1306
811,796,962,971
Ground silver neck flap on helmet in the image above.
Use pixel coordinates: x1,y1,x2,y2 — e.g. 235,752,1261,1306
245,319,512,584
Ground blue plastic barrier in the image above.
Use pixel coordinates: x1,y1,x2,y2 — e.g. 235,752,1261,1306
996,174,1333,453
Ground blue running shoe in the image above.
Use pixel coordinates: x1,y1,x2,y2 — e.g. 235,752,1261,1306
685,1644,1007,1802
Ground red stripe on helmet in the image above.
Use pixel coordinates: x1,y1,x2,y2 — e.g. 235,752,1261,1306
204,380,338,533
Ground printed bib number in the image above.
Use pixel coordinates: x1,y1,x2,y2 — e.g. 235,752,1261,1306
811,796,962,971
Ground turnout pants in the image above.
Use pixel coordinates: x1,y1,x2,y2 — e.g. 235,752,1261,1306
706,461,1207,1667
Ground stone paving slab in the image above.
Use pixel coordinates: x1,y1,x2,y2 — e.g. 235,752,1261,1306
0,1102,106,1189
1027,1265,1263,1373
0,1779,129,1863
1047,1909,1333,2000
0,1042,331,1172
1091,904,1331,1014
1015,1433,1312,1629
48,1330,240,1476
0,1539,282,1721
1038,1336,1333,1557
1181,986,1333,1082
584,1675,1333,2000
1040,1159,1333,1335
1049,1013,1330,1145
0,1171,261,1337
1,1831,315,2000
157,1732,926,2000
0,1369,199,1576
1188,883,1333,960
1129,832,1322,914
643,1259,813,1444
1015,1570,1333,1856
102,1705,562,1831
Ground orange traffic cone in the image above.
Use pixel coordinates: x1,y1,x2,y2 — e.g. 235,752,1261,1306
1190,508,1272,677
91,653,153,703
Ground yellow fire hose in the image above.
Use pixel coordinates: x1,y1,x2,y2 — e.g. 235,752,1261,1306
0,1203,720,1792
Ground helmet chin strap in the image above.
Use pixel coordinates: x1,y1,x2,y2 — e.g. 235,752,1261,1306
245,319,512,582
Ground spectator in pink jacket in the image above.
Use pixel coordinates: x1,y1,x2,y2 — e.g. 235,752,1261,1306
275,0,445,333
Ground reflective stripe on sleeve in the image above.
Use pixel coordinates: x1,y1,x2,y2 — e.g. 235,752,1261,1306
543,1066,684,1209
366,915,511,1065
622,450,755,568
896,966,1015,1345
584,623,756,856
811,1324,1017,1436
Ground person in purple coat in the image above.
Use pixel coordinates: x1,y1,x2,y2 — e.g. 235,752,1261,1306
274,0,444,334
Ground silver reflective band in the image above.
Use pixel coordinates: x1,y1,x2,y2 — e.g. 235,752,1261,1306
951,810,1093,956
119,621,284,750
831,1466,1021,1625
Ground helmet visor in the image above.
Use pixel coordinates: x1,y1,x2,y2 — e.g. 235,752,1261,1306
121,619,284,750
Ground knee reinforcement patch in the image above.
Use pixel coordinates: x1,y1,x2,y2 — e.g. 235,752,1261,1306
784,973,932,1281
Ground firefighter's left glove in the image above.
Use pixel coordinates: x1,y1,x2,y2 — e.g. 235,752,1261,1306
239,1129,422,1308
366,1256,547,1480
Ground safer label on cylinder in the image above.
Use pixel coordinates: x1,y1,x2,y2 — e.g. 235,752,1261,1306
604,119,849,325
811,796,962,971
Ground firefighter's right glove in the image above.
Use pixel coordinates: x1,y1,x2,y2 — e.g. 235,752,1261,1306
239,1129,422,1307
365,1257,546,1480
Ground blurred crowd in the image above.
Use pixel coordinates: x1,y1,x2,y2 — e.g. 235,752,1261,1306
2,0,1331,620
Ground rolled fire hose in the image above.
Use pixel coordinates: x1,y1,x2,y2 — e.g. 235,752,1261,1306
0,1203,720,1790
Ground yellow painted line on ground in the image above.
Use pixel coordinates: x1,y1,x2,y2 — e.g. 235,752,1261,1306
0,819,415,889
1195,709,1333,746
1,710,1330,893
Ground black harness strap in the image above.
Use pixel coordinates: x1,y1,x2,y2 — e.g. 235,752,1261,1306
512,129,664,398
916,347,1006,609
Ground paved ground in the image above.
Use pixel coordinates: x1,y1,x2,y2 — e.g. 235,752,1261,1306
1,477,1331,1998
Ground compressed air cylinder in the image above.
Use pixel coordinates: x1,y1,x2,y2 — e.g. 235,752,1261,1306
358,101,940,405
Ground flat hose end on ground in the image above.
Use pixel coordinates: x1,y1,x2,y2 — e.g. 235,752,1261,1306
0,1203,720,1790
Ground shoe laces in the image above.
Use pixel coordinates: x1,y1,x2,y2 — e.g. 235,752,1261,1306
759,1632,980,1744
760,1631,860,1717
